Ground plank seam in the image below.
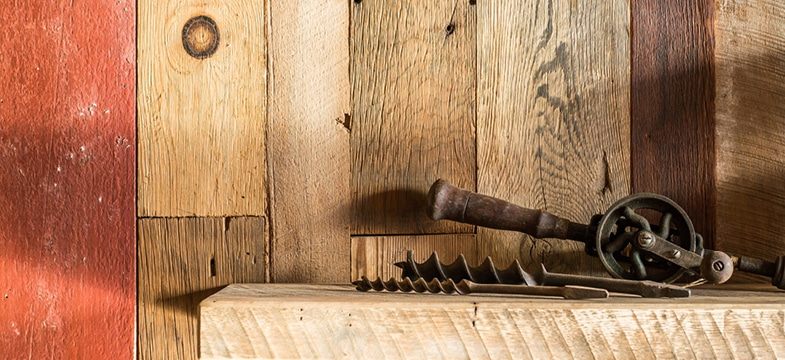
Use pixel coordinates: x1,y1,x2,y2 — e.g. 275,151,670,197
472,0,479,237
350,233,477,238
138,216,266,220
347,0,355,280
263,0,274,284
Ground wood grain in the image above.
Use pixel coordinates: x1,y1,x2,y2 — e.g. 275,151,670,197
631,1,716,248
137,0,266,217
201,284,785,359
0,0,136,358
350,0,476,235
476,0,631,273
715,0,785,281
267,1,351,283
351,235,477,281
138,217,265,360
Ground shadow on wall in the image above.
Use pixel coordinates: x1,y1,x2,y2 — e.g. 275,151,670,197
509,43,785,284
353,186,468,235
716,45,785,283
0,117,136,358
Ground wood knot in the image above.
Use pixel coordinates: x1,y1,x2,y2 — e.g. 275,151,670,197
182,15,220,59
445,23,455,37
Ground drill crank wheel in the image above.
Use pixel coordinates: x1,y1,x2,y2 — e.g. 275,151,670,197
595,193,697,283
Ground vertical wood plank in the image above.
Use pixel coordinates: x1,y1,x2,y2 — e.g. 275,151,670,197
138,0,267,217
138,217,265,360
715,0,785,280
350,0,477,235
476,0,631,272
352,235,477,280
267,1,351,283
631,1,716,248
0,0,136,358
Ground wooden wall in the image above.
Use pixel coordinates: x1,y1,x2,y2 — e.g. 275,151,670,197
136,1,350,359
137,1,267,359
631,0,716,249
474,0,630,274
715,0,785,280
5,0,785,358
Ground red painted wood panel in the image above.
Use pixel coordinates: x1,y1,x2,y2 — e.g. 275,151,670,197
0,0,135,358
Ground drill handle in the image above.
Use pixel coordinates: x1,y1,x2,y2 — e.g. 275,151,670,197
427,179,589,241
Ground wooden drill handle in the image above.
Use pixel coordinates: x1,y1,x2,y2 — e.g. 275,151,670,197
427,179,589,241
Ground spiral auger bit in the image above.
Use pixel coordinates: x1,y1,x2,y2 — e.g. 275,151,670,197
353,276,609,300
428,179,785,290
391,250,689,298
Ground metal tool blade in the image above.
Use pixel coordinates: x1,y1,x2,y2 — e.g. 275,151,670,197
538,265,690,298
354,277,609,299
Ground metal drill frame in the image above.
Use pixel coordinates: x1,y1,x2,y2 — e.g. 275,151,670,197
426,179,785,289
596,193,698,283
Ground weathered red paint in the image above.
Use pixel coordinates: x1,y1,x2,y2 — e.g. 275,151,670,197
0,0,135,358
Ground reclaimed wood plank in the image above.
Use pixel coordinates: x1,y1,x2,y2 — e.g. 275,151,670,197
350,0,476,235
138,217,265,360
351,235,477,281
476,0,631,273
201,284,785,359
631,1,716,248
715,0,785,281
267,0,351,283
0,0,136,358
137,0,266,217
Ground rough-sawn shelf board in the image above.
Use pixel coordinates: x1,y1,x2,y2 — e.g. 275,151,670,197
200,283,785,359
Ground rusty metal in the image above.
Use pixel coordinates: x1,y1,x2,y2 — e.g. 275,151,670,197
427,179,785,289
353,277,609,299
733,255,785,289
395,251,690,298
594,193,698,283
537,265,690,298
394,251,535,285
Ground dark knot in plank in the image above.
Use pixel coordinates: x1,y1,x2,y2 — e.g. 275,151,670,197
182,15,220,59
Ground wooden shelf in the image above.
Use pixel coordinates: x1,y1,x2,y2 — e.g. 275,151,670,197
200,283,785,359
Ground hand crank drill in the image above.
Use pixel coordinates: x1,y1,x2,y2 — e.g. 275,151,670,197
427,179,785,289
